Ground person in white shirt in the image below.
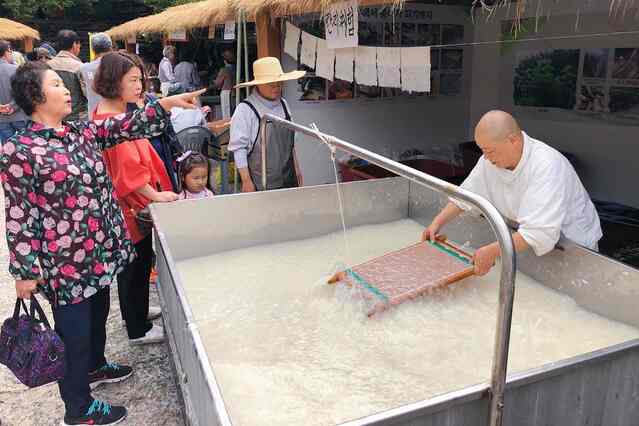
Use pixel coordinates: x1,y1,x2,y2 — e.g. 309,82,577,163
174,49,201,92
159,45,176,97
422,110,602,276
170,106,208,133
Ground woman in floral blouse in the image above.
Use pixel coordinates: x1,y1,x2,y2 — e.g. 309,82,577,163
2,61,203,426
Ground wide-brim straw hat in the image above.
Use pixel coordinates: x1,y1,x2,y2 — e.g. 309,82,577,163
235,57,306,88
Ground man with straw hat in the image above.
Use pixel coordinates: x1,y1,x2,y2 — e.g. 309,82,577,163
229,57,305,192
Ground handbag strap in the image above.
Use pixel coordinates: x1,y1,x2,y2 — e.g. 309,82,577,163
28,295,51,329
12,298,28,320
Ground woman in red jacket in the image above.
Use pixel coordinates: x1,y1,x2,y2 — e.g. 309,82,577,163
93,52,178,345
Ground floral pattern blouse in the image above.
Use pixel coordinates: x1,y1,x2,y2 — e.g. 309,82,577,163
1,102,168,306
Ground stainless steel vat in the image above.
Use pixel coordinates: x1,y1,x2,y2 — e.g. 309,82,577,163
151,177,639,426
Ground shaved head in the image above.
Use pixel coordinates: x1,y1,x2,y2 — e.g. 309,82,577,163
475,110,521,144
474,110,525,170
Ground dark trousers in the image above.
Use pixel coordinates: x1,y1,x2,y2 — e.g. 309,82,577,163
52,287,110,417
118,233,153,339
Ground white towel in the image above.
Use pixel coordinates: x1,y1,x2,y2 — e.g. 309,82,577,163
377,47,401,88
401,47,431,92
301,31,318,69
316,39,335,81
335,48,355,82
284,22,301,60
355,46,377,86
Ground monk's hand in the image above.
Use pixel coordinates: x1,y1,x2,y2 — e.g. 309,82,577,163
421,221,441,242
327,271,347,284
473,244,500,276
159,89,207,111
15,280,38,299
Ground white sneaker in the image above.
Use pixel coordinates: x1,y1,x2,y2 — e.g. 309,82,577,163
147,306,162,320
129,325,165,346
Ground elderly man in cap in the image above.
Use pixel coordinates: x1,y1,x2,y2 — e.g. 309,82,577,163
78,33,113,118
422,110,602,276
33,47,53,63
229,57,305,192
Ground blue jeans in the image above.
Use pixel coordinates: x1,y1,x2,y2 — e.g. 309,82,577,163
0,120,26,143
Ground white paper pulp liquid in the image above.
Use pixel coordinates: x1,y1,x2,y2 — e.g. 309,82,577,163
176,219,639,426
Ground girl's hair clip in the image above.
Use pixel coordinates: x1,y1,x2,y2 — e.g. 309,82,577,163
177,150,193,163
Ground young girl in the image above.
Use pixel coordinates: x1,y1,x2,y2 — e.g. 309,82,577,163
176,151,215,200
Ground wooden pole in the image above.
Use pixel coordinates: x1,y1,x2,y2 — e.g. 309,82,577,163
24,38,34,53
256,10,281,58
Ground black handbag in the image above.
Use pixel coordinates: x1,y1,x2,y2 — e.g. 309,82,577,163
134,206,153,237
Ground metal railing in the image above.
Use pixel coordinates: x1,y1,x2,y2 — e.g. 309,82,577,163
259,113,517,426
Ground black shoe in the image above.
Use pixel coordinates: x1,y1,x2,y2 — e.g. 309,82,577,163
88,362,133,389
61,400,127,425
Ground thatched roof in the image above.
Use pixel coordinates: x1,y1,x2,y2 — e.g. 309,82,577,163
140,0,239,34
107,0,404,39
0,18,40,41
231,0,404,17
107,16,155,40
107,0,239,40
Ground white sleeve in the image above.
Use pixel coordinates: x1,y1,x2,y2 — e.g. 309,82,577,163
450,158,488,211
229,103,257,169
517,160,568,256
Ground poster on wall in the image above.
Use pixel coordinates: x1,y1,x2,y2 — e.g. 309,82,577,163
513,49,579,109
575,48,609,114
323,0,359,49
511,45,639,124
609,48,639,120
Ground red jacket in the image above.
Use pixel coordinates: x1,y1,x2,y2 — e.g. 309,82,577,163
95,111,172,243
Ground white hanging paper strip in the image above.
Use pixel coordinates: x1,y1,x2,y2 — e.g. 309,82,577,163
377,47,401,88
300,31,319,68
401,47,431,92
334,47,355,82
284,22,301,60
316,38,335,81
355,46,377,86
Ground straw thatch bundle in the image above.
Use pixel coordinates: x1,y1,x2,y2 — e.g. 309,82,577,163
230,0,404,17
138,0,238,34
473,0,639,24
0,18,40,41
107,16,155,40
107,0,240,40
